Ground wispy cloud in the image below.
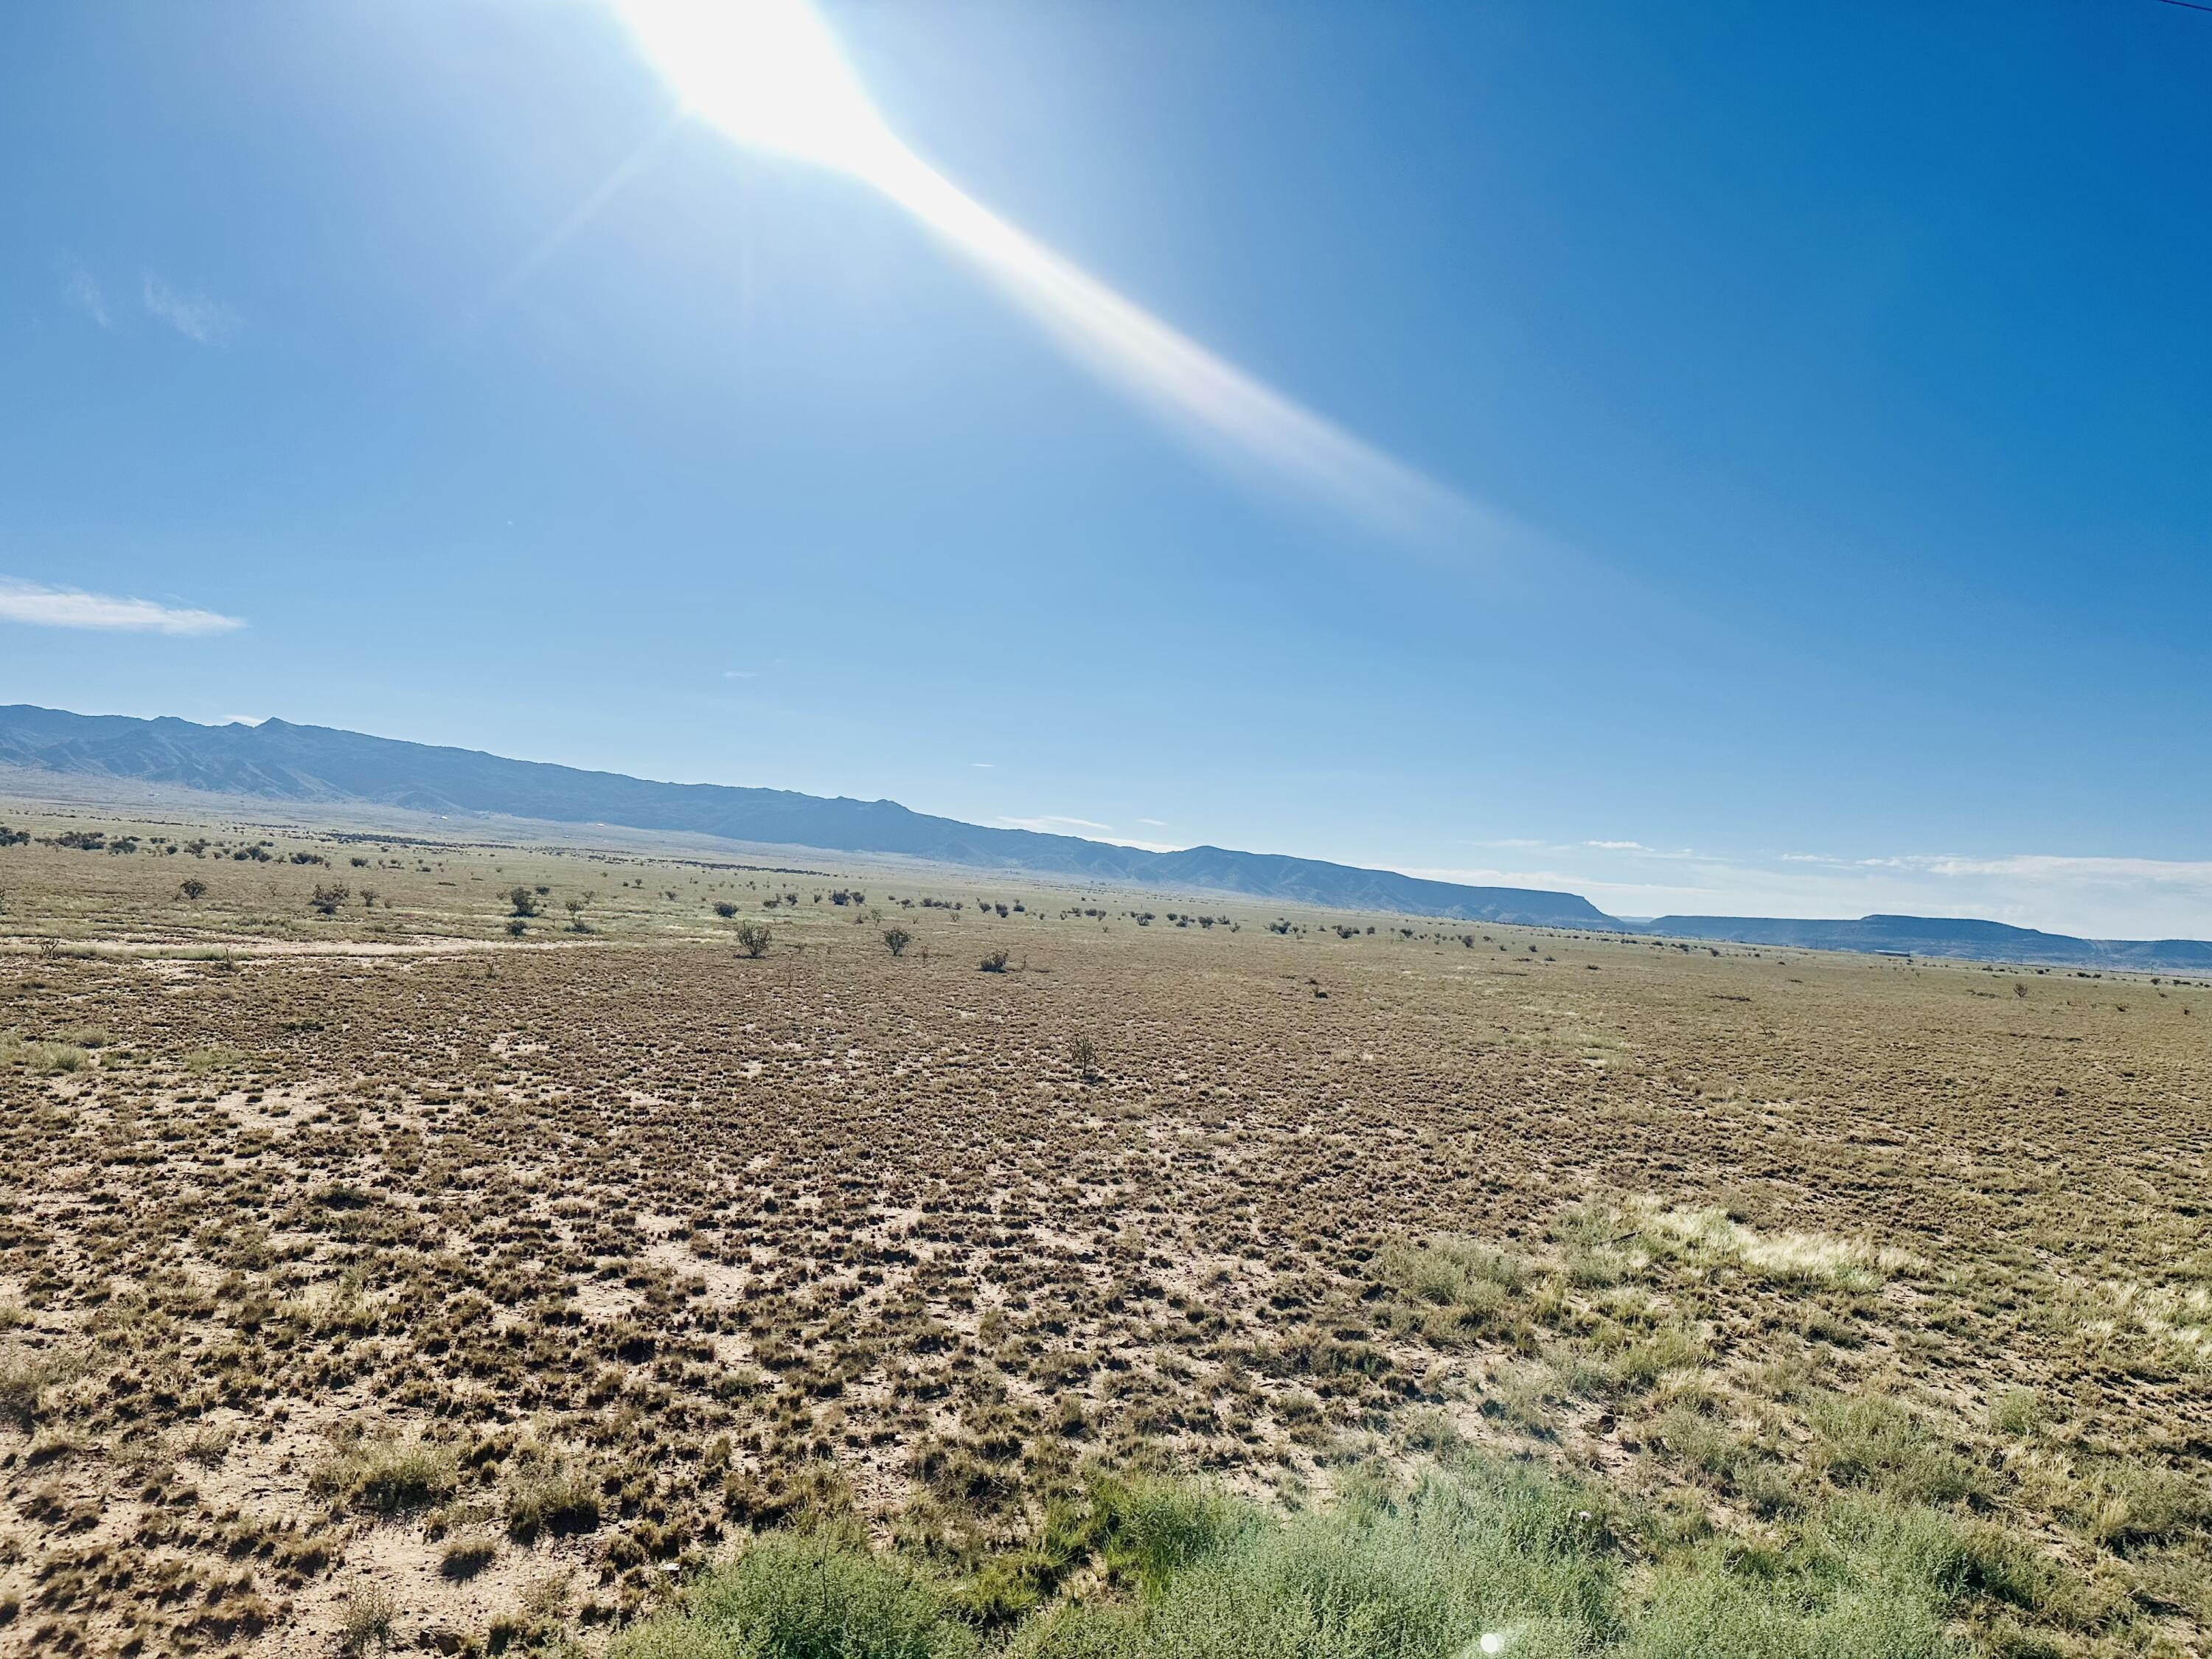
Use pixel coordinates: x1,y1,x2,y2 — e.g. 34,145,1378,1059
618,0,1549,557
59,256,110,327
1586,839,1648,851
0,577,244,636
141,274,239,344
970,761,993,769
722,669,759,680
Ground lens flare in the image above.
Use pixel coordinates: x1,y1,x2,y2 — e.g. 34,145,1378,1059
619,0,1511,549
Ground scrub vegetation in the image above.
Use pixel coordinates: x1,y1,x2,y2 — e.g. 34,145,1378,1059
0,799,2205,1657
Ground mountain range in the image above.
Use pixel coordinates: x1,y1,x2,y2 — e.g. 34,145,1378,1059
2,703,2205,971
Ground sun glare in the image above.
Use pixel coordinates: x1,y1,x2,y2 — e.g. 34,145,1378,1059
613,0,1503,551
617,0,900,180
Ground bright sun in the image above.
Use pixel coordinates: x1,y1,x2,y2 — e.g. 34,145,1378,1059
616,0,900,181
611,0,1484,549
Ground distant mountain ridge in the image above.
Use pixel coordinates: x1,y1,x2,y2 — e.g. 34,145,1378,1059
3,704,2204,970
1646,913,2212,973
0,705,1608,925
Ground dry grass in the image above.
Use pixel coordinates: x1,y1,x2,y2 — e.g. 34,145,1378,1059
0,797,2206,1655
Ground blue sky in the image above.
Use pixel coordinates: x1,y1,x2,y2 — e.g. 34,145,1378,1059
4,0,2209,936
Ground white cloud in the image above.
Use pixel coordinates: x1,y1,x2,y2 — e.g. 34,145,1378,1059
0,577,245,636
970,761,993,769
1586,839,1648,851
222,714,270,726
1136,817,1167,827
142,274,240,344
60,257,109,327
722,669,758,679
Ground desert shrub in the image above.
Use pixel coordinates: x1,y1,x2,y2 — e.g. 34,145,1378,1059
507,886,538,917
979,950,1011,973
714,900,741,918
309,883,350,916
734,920,774,959
613,1528,978,1659
1623,1489,2051,1659
337,1582,396,1658
1017,1463,1616,1659
883,927,914,958
1626,1545,1954,1659
177,877,208,901
1085,1475,1256,1594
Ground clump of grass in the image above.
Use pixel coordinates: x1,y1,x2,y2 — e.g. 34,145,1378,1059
1804,1392,1986,1506
2071,1457,2211,1549
1376,1237,1531,1344
506,1458,602,1543
312,1429,458,1515
1606,1324,1708,1394
1987,1387,2045,1439
439,1535,497,1581
2093,1279,2212,1375
1634,1201,1918,1293
0,1346,60,1430
0,1031,91,1076
1085,1474,1257,1594
175,1419,237,1468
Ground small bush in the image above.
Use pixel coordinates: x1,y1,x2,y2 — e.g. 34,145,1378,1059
734,920,773,959
613,1528,978,1659
336,1582,396,1658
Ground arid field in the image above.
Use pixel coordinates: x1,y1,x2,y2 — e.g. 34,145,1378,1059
1,796,2206,1658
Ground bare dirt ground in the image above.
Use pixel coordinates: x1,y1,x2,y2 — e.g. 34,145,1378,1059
1,800,2205,1655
